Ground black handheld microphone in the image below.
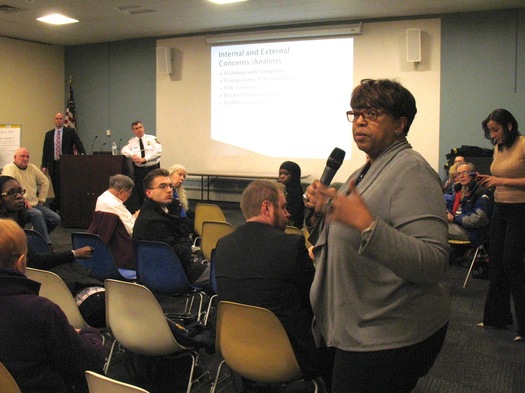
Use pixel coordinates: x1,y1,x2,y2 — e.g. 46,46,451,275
319,147,346,186
90,135,98,155
306,147,346,244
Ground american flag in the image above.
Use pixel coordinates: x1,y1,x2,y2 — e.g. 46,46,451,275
64,77,76,130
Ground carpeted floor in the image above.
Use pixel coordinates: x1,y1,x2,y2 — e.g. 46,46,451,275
47,202,525,393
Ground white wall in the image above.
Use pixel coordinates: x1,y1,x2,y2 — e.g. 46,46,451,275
156,18,441,183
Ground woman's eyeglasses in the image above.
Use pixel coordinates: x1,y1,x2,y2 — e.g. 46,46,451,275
347,109,386,123
1,188,25,198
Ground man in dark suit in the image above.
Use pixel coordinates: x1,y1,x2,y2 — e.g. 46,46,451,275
214,180,331,390
41,113,86,211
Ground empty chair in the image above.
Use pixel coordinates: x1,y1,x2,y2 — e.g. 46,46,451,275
200,220,234,262
211,301,323,393
24,229,52,253
135,240,205,319
0,362,22,393
104,279,203,393
85,371,149,393
193,203,227,238
25,267,88,329
71,232,136,281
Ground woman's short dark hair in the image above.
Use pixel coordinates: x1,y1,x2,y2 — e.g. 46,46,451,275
350,79,417,135
0,175,17,192
482,108,520,149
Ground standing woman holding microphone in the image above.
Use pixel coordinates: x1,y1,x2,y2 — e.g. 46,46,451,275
304,79,450,392
477,109,525,341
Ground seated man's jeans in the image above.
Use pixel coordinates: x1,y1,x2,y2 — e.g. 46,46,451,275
26,205,61,244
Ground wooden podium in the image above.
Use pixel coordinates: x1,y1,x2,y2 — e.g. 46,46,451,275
60,155,132,228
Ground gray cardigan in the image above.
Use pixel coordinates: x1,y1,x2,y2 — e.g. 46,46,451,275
310,139,451,352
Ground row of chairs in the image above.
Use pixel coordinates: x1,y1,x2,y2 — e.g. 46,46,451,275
0,296,323,393
103,286,323,392
19,267,321,393
69,232,202,305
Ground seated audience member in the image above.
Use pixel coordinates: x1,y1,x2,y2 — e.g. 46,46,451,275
214,180,332,389
0,219,104,392
454,155,466,165
445,162,491,245
169,164,194,233
443,155,465,194
278,161,305,228
2,147,61,247
0,175,104,324
91,174,138,269
133,168,209,286
95,174,138,235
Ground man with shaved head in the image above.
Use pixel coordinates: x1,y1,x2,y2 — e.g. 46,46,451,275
2,147,61,247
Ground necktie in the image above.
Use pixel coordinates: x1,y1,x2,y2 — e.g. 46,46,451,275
139,138,145,158
54,129,61,160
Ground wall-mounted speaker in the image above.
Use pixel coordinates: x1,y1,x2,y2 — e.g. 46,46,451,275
406,28,421,63
156,47,172,74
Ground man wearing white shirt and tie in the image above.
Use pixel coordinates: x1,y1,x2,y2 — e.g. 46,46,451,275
120,121,162,205
41,113,86,212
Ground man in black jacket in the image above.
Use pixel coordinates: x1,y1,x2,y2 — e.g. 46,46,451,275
133,168,208,286
214,180,331,389
41,113,86,211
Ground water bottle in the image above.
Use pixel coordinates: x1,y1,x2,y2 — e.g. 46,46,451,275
111,142,117,155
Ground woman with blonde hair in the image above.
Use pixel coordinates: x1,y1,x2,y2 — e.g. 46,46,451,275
169,163,194,233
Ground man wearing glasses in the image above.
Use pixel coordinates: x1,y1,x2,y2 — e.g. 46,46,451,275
445,162,491,245
133,168,209,286
2,147,61,248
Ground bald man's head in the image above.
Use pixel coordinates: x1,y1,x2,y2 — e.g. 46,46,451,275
13,148,30,170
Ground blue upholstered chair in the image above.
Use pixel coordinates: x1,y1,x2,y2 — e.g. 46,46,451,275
135,240,205,319
24,229,52,253
71,232,136,281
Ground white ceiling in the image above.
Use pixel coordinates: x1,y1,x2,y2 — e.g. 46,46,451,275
0,0,523,46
